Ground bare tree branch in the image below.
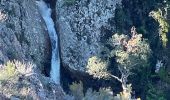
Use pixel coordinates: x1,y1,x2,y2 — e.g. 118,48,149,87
109,74,122,83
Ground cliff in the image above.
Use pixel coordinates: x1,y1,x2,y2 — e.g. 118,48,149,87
56,0,121,71
0,0,64,99
0,60,64,100
0,0,51,70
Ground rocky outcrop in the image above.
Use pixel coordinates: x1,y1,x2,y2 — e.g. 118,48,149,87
0,0,51,69
0,0,66,99
0,60,65,100
56,0,121,71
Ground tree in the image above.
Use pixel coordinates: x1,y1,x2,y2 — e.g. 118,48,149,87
87,27,151,99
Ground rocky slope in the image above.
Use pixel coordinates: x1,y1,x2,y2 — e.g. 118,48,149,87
56,0,121,71
0,0,65,99
0,60,64,100
0,0,51,70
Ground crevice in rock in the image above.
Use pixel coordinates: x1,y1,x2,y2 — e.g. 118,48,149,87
40,0,61,81
18,1,25,46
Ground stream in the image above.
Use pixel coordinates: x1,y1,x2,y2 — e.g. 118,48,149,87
36,0,60,84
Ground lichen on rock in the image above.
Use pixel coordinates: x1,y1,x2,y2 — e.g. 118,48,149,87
57,0,121,71
0,60,65,100
0,0,51,70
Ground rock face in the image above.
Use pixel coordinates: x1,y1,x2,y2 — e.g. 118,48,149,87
0,61,65,100
56,0,121,71
0,0,65,99
0,0,51,69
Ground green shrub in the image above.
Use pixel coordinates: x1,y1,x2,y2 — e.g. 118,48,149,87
0,61,18,81
157,67,170,83
86,56,109,79
0,60,34,81
69,82,141,100
69,82,114,100
69,81,84,100
146,84,166,100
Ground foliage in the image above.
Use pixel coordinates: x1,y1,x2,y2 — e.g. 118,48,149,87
151,60,170,84
0,61,18,81
0,60,58,100
146,84,166,100
114,4,125,33
86,56,109,79
114,4,132,33
149,9,169,47
63,0,76,6
84,88,114,100
157,67,170,83
69,82,141,100
119,0,168,49
86,27,150,99
108,27,151,92
69,82,114,100
0,60,35,81
113,0,170,99
109,27,151,70
69,81,84,100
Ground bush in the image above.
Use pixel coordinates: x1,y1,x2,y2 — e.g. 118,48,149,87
69,81,84,100
69,82,141,100
69,82,114,100
86,56,109,79
0,61,18,81
157,67,170,83
146,84,166,100
0,60,35,81
84,88,114,100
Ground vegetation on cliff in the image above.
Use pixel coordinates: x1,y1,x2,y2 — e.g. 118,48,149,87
0,60,64,100
149,9,169,47
1,0,170,100
67,0,170,99
85,27,150,100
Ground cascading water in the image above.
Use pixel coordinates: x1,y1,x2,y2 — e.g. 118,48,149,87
36,0,60,84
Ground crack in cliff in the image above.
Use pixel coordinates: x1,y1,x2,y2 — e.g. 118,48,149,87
17,1,27,46
45,0,63,77
37,0,61,84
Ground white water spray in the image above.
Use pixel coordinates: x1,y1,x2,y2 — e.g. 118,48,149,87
36,0,60,84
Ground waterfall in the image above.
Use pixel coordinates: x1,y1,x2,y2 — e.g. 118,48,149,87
36,0,60,84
